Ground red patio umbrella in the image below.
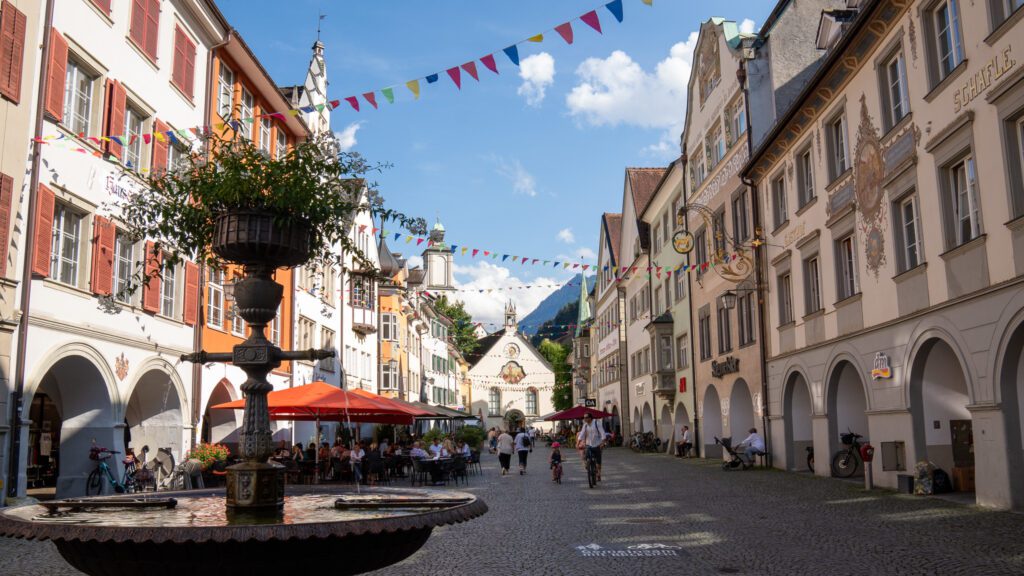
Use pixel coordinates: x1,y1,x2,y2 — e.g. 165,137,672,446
544,405,614,421
349,389,434,418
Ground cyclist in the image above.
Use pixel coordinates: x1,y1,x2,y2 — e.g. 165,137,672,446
577,413,607,481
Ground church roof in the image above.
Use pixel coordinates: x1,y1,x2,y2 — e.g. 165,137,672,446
378,235,401,277
465,329,506,366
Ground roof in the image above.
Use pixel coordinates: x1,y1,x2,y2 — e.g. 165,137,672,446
626,167,668,216
378,235,401,277
465,329,506,366
602,213,623,267
408,268,425,285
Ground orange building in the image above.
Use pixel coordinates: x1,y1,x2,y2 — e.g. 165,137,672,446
195,31,310,447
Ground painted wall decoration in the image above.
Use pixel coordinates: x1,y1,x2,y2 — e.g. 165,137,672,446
500,361,526,384
504,343,520,359
115,353,129,382
854,94,887,278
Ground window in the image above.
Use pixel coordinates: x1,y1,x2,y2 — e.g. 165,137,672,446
692,152,706,188
653,286,663,316
779,273,794,325
694,227,708,277
698,311,712,360
731,102,746,143
827,113,849,181
322,266,336,303
881,50,909,130
663,278,671,312
239,88,254,138
836,235,859,300
659,335,673,371
772,175,788,229
993,0,1024,26
297,316,315,351
50,204,81,285
206,266,224,329
259,118,272,155
129,0,160,61
231,302,245,337
732,190,750,243
381,361,399,390
804,256,823,314
217,63,234,118
738,292,755,346
168,142,186,173
381,313,398,341
652,222,662,254
160,257,175,317
894,193,923,272
526,389,538,415
1013,116,1024,218
276,129,288,160
320,327,335,370
113,231,133,303
661,211,670,247
123,106,144,170
488,388,502,415
717,302,732,354
947,155,981,246
712,210,727,257
797,149,815,208
270,305,281,345
929,0,964,81
63,59,95,135
298,265,315,291
676,334,689,369
709,129,725,166
171,26,196,99
674,268,686,302
351,275,374,309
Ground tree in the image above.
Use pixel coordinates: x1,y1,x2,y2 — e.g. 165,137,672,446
433,296,479,357
538,339,572,411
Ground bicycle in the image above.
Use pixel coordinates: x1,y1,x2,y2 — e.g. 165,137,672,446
552,461,563,484
86,447,128,495
584,446,599,489
831,430,864,478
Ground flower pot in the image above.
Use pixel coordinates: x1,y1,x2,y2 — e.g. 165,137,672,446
212,210,311,268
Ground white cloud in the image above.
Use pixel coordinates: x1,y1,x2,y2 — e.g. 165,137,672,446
518,52,556,107
739,19,757,35
451,261,563,328
335,122,363,152
555,246,597,263
557,228,575,244
405,255,424,269
493,156,537,197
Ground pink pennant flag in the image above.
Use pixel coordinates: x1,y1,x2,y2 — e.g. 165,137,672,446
481,54,499,74
143,134,152,145
461,61,479,81
484,251,490,256
580,10,602,34
358,225,367,232
344,96,360,111
472,249,479,257
363,92,378,109
416,238,425,245
555,22,574,44
372,228,379,234
532,259,539,264
447,66,462,89
572,263,580,269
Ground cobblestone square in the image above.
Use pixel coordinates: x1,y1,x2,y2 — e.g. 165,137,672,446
4,448,1024,576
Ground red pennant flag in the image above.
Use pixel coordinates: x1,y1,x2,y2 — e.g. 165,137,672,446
555,22,574,44
372,228,378,234
481,54,499,74
363,92,378,109
447,66,462,89
143,134,152,144
358,225,367,232
329,99,341,109
416,238,424,245
580,10,602,34
461,61,479,81
344,96,360,111
484,251,490,256
573,263,580,268
472,249,479,257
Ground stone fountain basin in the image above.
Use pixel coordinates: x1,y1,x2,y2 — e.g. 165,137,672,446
0,486,487,576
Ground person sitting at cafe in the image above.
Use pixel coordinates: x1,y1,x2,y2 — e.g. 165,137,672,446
409,441,429,460
457,440,471,458
379,438,389,455
330,441,344,460
428,438,443,459
291,444,305,462
318,442,330,462
442,439,455,459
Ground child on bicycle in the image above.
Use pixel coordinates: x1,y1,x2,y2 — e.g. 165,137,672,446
549,442,563,482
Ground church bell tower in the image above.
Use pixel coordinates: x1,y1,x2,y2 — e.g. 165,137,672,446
504,301,517,333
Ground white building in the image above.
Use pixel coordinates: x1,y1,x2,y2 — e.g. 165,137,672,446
593,213,628,436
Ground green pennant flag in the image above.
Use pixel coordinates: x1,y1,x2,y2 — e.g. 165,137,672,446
382,87,395,104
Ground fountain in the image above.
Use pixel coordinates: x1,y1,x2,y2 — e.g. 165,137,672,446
0,210,487,575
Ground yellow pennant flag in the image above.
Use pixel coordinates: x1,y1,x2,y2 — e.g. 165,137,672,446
641,0,652,4
461,247,468,255
406,80,420,100
528,34,543,42
563,262,571,269
288,109,300,117
405,235,413,244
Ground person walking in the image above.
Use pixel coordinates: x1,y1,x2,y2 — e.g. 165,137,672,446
515,427,532,475
496,429,514,475
487,428,497,454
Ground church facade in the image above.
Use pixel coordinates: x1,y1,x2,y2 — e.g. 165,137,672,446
467,304,556,431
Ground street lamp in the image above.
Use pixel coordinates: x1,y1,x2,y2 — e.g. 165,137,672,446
721,290,738,310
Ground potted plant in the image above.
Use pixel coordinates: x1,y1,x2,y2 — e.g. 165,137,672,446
185,442,231,472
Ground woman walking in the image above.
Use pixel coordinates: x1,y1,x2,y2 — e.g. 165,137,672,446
515,427,531,475
496,429,514,475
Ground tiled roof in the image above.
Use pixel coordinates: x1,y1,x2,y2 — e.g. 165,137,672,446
626,167,668,216
602,213,622,266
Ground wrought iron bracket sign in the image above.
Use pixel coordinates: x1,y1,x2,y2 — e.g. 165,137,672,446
711,356,740,378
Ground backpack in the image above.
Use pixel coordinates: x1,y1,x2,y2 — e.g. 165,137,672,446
522,435,531,448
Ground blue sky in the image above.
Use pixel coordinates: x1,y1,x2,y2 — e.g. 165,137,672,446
217,0,773,325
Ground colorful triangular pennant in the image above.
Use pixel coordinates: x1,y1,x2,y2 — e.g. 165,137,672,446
503,45,520,66
581,10,602,33
481,54,499,74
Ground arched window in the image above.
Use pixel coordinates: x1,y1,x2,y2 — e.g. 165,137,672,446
526,388,538,416
488,387,501,416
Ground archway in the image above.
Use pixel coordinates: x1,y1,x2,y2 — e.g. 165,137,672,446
783,372,814,471
673,402,692,456
28,354,117,498
659,404,673,445
826,360,869,476
730,379,755,438
999,317,1024,508
201,379,240,453
504,409,525,431
702,386,723,458
910,338,971,478
641,403,654,434
632,407,641,434
125,367,185,462
610,405,621,440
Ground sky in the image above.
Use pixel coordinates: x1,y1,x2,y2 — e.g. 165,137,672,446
216,0,773,326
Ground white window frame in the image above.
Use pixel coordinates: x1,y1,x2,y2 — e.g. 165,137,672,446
381,360,399,390
779,273,794,325
50,204,82,286
732,190,750,244
949,155,981,246
772,174,788,229
160,257,175,318
217,64,234,118
239,88,254,139
206,267,224,329
897,194,923,271
676,334,689,369
805,256,823,314
270,304,281,345
488,388,500,416
123,106,145,170
320,327,335,371
231,301,246,337
276,130,287,160
836,235,859,301
798,149,815,207
525,389,538,415
828,113,849,180
884,50,909,129
113,231,134,303
259,117,272,154
63,59,95,136
717,303,731,354
932,0,964,80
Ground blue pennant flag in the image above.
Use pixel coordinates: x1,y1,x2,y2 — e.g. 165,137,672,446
605,0,624,23
450,244,458,253
393,233,401,241
503,45,520,67
426,73,439,84
502,255,509,262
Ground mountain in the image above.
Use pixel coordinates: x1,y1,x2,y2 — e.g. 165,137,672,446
519,274,595,336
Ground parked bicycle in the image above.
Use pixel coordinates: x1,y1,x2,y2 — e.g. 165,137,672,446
629,432,661,453
86,446,129,495
831,430,864,478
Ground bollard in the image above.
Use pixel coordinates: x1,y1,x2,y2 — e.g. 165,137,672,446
864,461,873,490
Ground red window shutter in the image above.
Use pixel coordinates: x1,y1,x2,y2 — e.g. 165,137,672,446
45,29,68,122
0,1,27,104
91,0,112,15
182,33,195,99
104,80,126,159
183,260,198,325
143,0,160,60
90,215,115,295
129,0,145,49
0,172,13,277
32,184,55,277
151,118,169,174
171,27,184,92
142,240,161,313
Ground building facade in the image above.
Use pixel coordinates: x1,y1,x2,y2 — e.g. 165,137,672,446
593,213,628,436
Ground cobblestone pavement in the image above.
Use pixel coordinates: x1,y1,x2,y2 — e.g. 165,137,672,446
3,448,1024,575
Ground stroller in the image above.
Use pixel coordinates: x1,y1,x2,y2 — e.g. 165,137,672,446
715,436,749,470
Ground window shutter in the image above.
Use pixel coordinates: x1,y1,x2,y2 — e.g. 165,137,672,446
183,260,198,325
91,0,112,15
171,27,184,92
142,240,161,313
143,0,159,60
182,33,195,99
151,118,169,174
104,80,126,159
129,0,145,49
0,172,12,277
90,215,115,295
0,1,27,104
45,29,67,122
32,184,55,277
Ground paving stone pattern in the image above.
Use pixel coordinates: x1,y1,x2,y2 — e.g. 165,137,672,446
2,449,1024,575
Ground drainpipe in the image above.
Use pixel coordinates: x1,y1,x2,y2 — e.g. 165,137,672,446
683,203,700,458
8,0,55,498
739,59,772,468
647,256,658,439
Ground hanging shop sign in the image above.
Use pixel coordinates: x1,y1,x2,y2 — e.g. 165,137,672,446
871,352,892,380
711,356,739,378
672,231,694,254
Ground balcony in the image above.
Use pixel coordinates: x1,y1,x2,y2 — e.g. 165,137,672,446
653,373,676,399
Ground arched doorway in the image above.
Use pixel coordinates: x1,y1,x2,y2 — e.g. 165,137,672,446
659,404,673,448
201,379,240,453
673,402,691,456
827,360,869,476
783,372,814,471
730,379,755,438
702,386,723,458
504,409,525,431
125,367,184,462
632,407,641,434
28,354,117,498
999,317,1024,508
910,338,972,480
610,405,621,440
641,403,653,434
